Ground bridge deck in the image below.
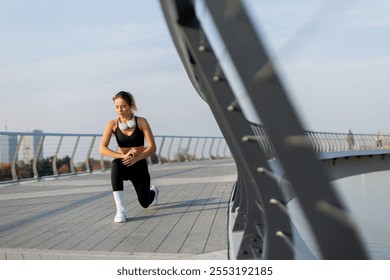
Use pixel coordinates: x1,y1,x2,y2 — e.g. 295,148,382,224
0,159,236,260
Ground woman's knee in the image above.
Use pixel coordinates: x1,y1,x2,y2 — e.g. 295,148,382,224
139,200,150,208
134,183,151,208
138,189,151,208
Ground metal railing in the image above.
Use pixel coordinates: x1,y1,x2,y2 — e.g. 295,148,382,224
0,131,229,182
250,125,390,160
306,131,389,153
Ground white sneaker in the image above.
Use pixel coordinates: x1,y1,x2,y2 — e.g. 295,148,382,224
150,185,159,206
114,211,126,223
113,191,126,223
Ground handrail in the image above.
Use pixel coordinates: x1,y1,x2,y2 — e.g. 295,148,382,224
249,126,390,160
0,131,230,182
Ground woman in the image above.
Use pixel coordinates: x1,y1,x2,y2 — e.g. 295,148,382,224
99,91,159,223
376,130,383,148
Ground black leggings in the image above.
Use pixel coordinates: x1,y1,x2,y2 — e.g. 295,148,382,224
111,158,155,208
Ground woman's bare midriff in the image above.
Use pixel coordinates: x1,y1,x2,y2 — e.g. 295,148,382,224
119,146,145,157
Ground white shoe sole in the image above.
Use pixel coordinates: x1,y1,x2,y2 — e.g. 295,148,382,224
114,212,126,223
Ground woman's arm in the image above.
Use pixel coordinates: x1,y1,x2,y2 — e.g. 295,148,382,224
122,117,156,167
136,117,156,160
99,120,125,159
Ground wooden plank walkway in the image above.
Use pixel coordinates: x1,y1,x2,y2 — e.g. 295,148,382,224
0,159,236,260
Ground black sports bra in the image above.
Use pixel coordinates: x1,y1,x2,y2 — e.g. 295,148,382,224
114,116,145,148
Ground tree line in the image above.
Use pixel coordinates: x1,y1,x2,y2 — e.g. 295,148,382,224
0,156,111,181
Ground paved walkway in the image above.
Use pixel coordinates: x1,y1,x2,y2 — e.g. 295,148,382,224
0,159,236,260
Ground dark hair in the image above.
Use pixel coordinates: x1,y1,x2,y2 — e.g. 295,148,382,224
113,91,134,105
113,91,137,112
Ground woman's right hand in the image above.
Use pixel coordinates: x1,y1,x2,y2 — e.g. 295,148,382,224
124,148,137,159
122,148,136,166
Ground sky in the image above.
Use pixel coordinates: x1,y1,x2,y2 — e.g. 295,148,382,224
248,0,390,134
0,0,390,136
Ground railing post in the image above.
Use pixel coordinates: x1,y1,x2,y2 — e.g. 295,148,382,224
11,135,24,181
338,133,344,152
355,134,363,150
52,136,63,176
313,132,320,153
157,136,166,164
216,138,222,159
209,138,215,160
32,135,45,179
70,136,80,174
176,137,183,162
167,137,174,163
201,138,208,160
85,136,96,173
193,137,200,160
185,137,192,161
223,141,228,158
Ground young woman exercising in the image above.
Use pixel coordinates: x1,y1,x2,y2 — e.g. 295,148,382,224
99,91,159,223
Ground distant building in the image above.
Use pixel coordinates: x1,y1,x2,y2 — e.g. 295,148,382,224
19,130,44,163
0,134,18,163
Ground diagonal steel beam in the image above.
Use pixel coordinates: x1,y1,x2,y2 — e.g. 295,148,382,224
160,0,293,259
201,0,367,259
